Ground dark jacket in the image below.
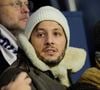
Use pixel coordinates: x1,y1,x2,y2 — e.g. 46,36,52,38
0,51,9,75
68,82,99,90
0,49,99,90
0,49,67,90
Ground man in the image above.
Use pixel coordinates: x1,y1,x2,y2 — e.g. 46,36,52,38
0,6,86,90
0,0,30,89
0,0,29,74
0,0,29,34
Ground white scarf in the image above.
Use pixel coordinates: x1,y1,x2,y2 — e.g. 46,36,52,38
0,24,18,65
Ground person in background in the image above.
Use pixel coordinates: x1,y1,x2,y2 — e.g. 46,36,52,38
0,6,86,90
0,0,30,74
1,72,32,90
0,0,31,89
75,21,100,89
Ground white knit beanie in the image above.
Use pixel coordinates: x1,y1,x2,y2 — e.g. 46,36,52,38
25,6,70,47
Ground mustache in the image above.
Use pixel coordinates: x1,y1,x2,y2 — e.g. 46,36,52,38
42,46,58,52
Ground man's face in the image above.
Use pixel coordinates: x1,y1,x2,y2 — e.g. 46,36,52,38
31,21,67,66
0,0,29,32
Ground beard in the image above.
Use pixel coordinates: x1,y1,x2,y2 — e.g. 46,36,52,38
7,23,24,31
5,23,24,36
37,51,65,67
1,20,24,32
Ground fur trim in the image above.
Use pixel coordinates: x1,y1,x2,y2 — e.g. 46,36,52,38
60,47,86,72
18,33,50,71
50,47,86,86
18,33,86,87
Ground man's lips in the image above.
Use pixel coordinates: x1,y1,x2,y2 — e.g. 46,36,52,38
20,18,28,22
20,15,29,22
43,48,58,55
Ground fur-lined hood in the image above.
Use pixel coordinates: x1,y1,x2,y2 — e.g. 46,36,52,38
17,33,86,87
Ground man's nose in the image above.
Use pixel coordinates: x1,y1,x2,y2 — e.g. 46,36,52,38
21,4,30,14
45,34,54,45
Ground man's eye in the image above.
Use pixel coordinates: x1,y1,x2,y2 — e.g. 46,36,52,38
15,2,20,6
54,32,62,36
37,33,45,38
25,2,29,7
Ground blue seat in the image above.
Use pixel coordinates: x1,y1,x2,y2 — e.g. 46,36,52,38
63,11,91,83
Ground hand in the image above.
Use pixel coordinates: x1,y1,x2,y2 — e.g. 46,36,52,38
1,72,32,90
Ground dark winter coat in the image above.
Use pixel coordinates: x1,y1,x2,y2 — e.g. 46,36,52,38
0,51,9,75
0,49,67,90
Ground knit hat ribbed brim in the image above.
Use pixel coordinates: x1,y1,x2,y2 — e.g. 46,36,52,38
25,6,70,47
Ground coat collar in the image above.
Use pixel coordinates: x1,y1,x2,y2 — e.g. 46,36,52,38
18,33,86,87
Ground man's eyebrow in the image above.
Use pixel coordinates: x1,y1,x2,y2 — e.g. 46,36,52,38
16,0,28,3
35,27,45,31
